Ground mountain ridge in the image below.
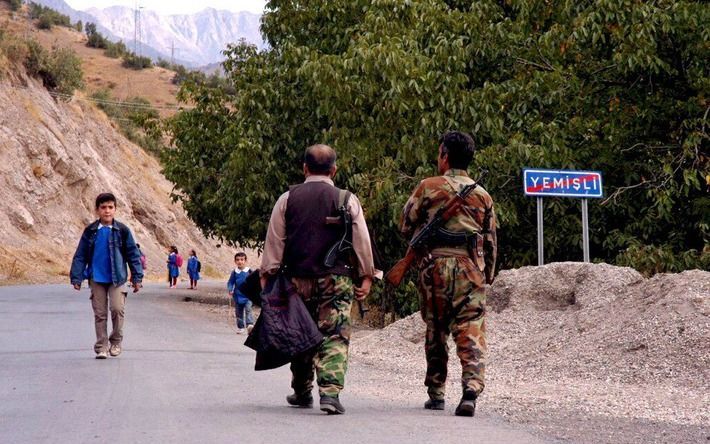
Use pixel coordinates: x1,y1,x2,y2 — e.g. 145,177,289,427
31,0,263,67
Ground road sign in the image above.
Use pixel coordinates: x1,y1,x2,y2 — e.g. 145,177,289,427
523,168,603,198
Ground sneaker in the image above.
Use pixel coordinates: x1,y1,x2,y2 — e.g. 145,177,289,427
286,392,313,408
95,351,108,359
424,398,445,410
236,328,245,334
109,345,122,357
246,324,254,334
319,395,345,415
454,391,477,417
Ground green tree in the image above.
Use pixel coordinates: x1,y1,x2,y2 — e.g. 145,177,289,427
163,0,709,314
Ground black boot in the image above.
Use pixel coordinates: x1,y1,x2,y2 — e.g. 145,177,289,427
424,398,445,410
319,395,345,415
454,391,477,417
286,392,313,408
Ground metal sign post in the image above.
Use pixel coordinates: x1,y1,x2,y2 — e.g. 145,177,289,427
523,168,603,264
537,197,544,265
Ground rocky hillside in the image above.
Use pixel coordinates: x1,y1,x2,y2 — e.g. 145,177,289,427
0,70,237,283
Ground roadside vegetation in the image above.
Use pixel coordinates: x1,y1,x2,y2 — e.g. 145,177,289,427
0,27,83,96
90,89,162,156
162,0,709,316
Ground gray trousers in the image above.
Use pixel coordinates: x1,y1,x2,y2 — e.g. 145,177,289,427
89,281,126,353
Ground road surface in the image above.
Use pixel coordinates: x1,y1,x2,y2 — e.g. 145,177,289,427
0,284,553,443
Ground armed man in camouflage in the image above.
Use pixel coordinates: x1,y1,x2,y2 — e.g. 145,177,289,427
260,144,380,415
400,131,497,417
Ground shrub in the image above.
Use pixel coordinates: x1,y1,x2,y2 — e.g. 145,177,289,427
37,14,53,30
29,3,71,28
75,20,82,33
24,40,84,96
104,41,128,58
9,0,22,12
122,53,152,70
90,90,164,155
85,23,108,49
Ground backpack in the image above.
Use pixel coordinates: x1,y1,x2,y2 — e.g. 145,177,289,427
176,254,183,267
196,260,201,273
139,253,147,270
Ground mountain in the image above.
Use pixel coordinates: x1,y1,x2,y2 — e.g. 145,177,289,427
84,6,263,67
29,1,263,67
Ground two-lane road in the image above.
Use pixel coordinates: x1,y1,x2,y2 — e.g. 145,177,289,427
0,284,552,443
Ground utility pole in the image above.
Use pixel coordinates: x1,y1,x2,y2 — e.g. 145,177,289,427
134,2,144,56
170,40,181,66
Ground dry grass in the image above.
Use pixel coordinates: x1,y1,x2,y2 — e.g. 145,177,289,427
0,5,183,118
32,25,182,117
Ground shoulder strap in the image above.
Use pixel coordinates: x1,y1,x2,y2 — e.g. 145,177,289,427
337,189,352,208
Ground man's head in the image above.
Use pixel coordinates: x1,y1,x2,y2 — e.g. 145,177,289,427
303,144,337,178
234,252,247,269
438,131,475,174
95,192,116,225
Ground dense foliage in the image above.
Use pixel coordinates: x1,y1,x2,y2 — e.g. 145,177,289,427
23,39,83,96
163,0,709,314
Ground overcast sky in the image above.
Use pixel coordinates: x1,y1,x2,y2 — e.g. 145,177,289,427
64,0,267,15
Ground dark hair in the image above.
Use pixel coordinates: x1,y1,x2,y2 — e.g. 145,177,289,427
95,192,116,209
170,245,178,254
234,252,247,260
190,249,196,256
439,131,475,170
304,144,336,175
136,243,141,249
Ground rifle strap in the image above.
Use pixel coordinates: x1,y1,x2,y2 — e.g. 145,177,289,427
338,189,352,209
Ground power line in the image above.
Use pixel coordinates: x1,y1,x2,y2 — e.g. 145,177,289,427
46,90,193,111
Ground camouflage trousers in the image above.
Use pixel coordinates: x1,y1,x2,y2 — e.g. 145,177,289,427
290,274,353,398
417,255,487,400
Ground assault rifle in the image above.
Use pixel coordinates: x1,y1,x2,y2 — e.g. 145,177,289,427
385,171,487,287
323,191,369,319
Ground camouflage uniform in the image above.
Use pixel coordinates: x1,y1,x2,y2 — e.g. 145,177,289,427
401,168,497,400
290,274,354,398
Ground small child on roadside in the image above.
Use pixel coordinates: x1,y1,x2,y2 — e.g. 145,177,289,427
187,249,200,289
167,246,180,288
227,252,254,334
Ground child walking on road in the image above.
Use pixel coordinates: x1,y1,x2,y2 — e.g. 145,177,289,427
227,252,254,334
70,192,143,359
167,246,180,288
187,249,201,289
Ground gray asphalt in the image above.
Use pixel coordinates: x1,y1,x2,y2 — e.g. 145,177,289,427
0,284,552,444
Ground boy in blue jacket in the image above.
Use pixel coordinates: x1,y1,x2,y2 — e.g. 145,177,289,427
70,193,143,359
227,252,254,334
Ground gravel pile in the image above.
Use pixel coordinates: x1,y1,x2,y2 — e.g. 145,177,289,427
349,263,710,443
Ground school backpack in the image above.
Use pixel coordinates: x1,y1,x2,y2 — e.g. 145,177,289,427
176,254,183,267
139,253,147,270
196,260,202,273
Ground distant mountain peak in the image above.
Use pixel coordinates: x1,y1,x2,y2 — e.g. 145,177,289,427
33,0,263,67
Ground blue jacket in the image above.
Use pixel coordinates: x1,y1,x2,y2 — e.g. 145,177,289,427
70,220,144,286
227,268,251,304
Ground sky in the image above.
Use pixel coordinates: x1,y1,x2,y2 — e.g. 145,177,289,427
64,0,267,15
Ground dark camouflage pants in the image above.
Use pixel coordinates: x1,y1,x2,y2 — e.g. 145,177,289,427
417,255,487,400
290,274,353,398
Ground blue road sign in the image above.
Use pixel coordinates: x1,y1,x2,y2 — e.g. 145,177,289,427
523,168,603,198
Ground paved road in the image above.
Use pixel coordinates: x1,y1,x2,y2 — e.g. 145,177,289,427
0,284,552,443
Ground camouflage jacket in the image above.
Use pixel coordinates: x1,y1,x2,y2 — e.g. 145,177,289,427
400,169,497,284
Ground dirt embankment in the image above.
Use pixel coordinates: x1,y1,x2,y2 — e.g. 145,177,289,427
0,72,237,284
350,263,709,444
